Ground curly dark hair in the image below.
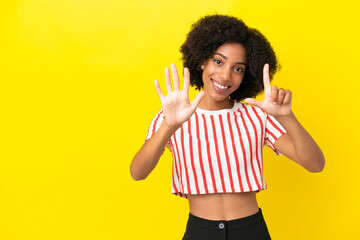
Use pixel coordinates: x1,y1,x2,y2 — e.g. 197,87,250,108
180,14,280,101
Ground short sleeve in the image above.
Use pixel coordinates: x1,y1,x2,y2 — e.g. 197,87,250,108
144,110,171,152
145,110,164,141
264,114,286,155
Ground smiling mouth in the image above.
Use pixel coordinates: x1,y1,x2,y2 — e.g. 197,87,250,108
212,79,230,90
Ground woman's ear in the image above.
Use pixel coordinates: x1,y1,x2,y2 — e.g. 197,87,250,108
197,62,206,71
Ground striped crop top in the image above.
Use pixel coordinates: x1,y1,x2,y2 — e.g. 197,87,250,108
145,102,286,198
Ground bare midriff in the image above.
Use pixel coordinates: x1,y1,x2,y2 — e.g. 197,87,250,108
186,191,259,221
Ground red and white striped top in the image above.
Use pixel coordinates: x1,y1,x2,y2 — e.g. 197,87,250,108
145,102,286,198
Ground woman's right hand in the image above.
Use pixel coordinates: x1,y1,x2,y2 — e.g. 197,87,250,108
154,63,205,132
131,64,204,181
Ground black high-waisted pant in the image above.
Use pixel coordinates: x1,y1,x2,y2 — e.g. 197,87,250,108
182,208,271,240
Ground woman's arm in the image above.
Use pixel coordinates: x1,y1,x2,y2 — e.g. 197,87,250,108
130,121,175,181
130,64,204,181
273,113,325,172
245,64,325,172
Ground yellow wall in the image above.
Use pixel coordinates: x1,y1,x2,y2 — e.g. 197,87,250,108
1,0,359,239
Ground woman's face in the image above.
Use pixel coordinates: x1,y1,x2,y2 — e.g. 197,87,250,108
200,42,247,107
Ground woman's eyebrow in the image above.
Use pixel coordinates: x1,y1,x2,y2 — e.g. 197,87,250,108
214,53,246,66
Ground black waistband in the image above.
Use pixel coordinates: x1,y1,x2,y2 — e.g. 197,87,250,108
187,208,265,231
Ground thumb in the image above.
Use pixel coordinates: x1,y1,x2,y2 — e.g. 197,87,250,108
190,91,205,110
244,98,261,107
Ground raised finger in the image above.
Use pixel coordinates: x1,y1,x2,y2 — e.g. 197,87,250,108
277,88,286,105
154,79,164,100
190,91,205,110
271,85,278,104
171,63,180,91
263,64,271,98
283,89,292,105
183,67,190,93
165,67,172,93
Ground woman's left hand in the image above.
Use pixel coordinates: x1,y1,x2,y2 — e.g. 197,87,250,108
244,63,292,117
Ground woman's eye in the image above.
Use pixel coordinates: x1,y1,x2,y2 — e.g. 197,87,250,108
214,59,221,65
234,67,244,73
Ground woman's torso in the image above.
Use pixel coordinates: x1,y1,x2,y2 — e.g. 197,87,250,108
146,103,286,199
186,191,259,220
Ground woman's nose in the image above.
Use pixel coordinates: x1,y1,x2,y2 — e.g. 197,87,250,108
219,67,231,81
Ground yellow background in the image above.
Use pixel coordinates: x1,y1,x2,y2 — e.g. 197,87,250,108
1,0,359,239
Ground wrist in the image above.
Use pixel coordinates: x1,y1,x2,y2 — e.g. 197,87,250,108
275,111,295,123
161,120,179,135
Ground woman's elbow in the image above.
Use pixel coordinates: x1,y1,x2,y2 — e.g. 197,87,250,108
130,161,148,181
131,175,146,181
308,165,324,173
308,155,326,173
130,170,141,181
130,165,145,181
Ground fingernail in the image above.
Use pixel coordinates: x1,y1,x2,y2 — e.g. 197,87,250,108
273,102,277,105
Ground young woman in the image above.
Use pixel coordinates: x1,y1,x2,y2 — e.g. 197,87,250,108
130,14,325,240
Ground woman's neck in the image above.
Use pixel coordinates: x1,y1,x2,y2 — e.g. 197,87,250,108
197,96,234,111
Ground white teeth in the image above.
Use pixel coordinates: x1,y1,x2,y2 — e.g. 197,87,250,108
213,81,228,89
